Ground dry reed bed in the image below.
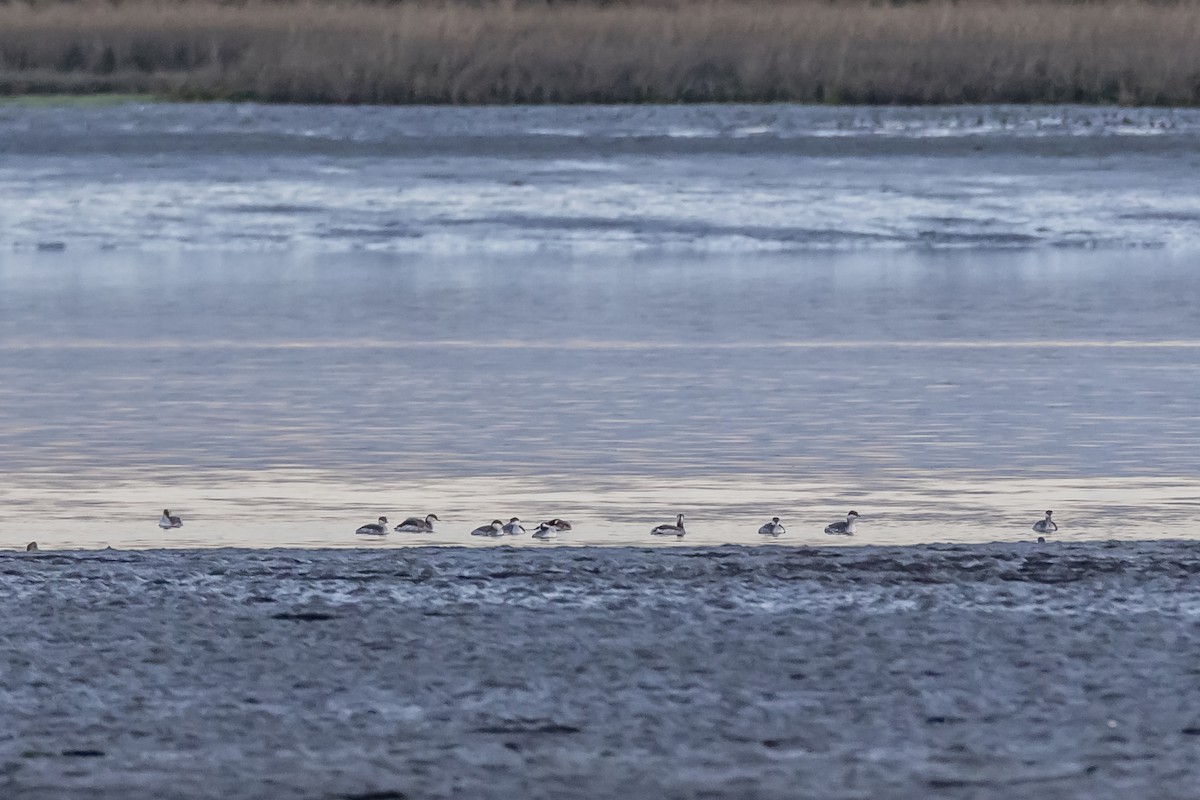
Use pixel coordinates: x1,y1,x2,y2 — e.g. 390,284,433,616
1,1,1199,104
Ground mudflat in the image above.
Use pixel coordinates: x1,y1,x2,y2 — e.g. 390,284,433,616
3,542,1199,798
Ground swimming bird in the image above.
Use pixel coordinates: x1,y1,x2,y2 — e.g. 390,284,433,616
26,542,37,552
824,510,859,535
1032,510,1058,534
542,518,573,531
355,516,389,535
651,513,686,537
158,509,183,529
758,517,786,536
532,522,558,540
503,517,526,536
395,513,440,533
471,519,505,537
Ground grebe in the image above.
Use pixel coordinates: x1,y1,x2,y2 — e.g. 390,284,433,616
532,522,558,540
395,513,440,533
159,509,183,529
471,520,505,537
503,517,526,536
542,518,572,531
758,517,786,536
1032,510,1058,534
651,513,686,537
355,516,389,535
824,511,859,535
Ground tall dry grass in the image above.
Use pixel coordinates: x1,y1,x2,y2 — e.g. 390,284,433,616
1,0,1199,104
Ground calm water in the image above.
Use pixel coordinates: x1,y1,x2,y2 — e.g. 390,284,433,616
1,103,1199,548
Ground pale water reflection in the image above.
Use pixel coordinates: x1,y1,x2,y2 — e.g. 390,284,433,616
1,249,1199,549
3,471,1199,550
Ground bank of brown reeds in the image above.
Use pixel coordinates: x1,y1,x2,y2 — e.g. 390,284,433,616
1,0,1199,105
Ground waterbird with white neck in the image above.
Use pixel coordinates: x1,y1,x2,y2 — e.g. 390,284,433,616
651,513,687,537
471,519,505,537
395,513,440,533
824,511,859,536
1032,510,1058,534
758,517,786,536
159,509,183,529
532,522,558,540
355,516,389,536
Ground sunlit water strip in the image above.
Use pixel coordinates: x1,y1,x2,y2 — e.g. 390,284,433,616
2,470,1198,550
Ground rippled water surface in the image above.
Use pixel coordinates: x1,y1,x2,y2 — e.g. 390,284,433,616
1,102,1198,548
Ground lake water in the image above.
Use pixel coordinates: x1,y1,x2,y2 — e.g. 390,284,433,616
2,102,1199,548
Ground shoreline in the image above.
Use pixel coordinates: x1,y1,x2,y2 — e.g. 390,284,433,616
5,93,1200,110
0,537,1164,553
3,0,1200,107
5,538,1197,566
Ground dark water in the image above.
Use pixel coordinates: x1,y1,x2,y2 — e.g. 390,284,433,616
1,103,1198,548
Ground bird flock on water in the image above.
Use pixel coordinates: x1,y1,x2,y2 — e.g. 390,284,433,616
350,508,1056,540
20,509,1061,552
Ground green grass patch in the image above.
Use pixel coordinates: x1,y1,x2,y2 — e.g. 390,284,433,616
0,93,160,107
